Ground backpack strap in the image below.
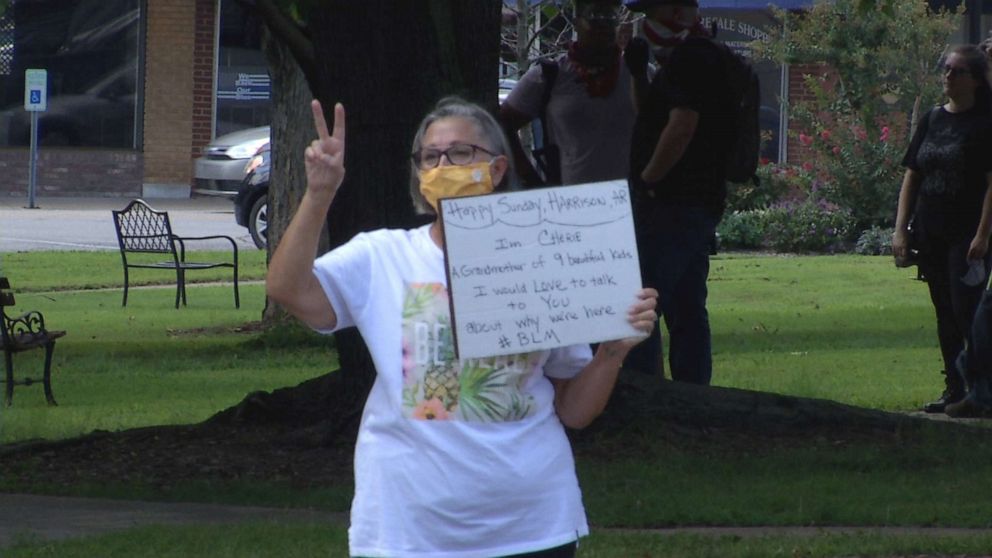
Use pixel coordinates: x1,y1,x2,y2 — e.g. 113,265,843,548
529,58,562,186
537,59,559,142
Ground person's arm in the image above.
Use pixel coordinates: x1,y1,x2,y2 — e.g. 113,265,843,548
967,173,992,262
267,100,346,330
892,168,921,264
551,288,658,429
630,73,650,116
624,37,650,114
639,107,698,183
498,103,544,187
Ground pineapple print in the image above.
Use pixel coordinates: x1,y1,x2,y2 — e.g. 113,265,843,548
402,281,536,422
423,363,460,412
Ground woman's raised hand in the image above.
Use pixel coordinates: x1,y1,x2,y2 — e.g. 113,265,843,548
305,100,346,198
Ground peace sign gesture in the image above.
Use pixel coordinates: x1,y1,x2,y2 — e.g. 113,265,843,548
305,100,346,198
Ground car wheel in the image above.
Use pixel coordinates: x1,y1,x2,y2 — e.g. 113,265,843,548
248,194,268,249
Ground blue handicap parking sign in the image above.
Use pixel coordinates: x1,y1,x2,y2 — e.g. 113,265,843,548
30,90,41,104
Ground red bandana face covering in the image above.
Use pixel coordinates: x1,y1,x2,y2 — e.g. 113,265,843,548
567,41,622,98
640,17,710,61
641,18,689,48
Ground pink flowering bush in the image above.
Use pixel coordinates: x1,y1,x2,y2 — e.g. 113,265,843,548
793,108,910,231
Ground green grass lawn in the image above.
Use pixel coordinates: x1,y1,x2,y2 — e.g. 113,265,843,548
709,254,939,410
0,266,331,443
1,289,333,443
2,251,942,441
0,249,268,293
3,251,992,557
7,523,992,558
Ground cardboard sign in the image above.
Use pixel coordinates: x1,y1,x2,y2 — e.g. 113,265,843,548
439,180,642,359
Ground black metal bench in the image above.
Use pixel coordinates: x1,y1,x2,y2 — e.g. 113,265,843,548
0,277,65,406
112,199,240,309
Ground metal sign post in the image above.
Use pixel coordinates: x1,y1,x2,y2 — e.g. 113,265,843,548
25,69,48,209
28,111,39,209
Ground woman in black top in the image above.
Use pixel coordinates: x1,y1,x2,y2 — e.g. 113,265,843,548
893,44,992,413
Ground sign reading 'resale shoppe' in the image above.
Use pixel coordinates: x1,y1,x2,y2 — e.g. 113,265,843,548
439,180,642,360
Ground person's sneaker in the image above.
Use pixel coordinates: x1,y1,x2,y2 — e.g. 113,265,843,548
945,395,992,418
923,389,965,413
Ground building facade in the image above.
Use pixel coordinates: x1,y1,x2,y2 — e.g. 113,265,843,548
0,0,989,199
0,0,269,199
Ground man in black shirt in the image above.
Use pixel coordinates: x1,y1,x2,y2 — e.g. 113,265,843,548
624,0,734,385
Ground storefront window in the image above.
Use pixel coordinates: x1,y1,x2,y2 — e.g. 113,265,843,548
0,0,140,148
215,0,270,138
702,9,782,163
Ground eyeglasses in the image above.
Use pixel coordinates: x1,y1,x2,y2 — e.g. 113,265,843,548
412,143,496,169
942,64,971,78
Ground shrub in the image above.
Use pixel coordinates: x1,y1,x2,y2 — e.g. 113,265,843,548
762,198,854,253
725,163,793,212
717,210,766,250
753,0,955,231
855,226,895,256
791,109,908,231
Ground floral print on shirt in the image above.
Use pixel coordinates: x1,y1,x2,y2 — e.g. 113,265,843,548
401,282,538,422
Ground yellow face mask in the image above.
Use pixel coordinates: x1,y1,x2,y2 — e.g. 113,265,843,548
418,161,495,212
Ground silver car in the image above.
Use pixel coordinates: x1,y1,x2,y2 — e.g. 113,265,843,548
193,125,269,194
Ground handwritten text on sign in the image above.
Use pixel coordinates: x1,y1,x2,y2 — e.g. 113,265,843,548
440,180,641,359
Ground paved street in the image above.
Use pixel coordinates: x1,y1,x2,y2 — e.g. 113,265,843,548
0,196,257,252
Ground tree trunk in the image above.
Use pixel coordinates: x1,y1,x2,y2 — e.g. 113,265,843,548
231,2,502,441
306,1,501,397
259,27,326,323
211,369,975,453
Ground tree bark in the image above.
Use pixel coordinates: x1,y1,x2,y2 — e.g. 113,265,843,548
259,27,327,323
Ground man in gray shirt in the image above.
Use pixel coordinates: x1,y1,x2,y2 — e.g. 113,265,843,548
500,0,636,187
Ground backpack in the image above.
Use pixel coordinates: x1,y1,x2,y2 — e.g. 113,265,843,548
711,40,761,184
530,59,562,186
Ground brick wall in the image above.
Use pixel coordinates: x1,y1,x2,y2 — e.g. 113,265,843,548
142,0,200,194
0,150,142,198
785,62,837,165
0,2,217,198
192,0,216,158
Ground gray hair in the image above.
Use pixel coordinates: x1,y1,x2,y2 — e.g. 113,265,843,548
408,96,515,215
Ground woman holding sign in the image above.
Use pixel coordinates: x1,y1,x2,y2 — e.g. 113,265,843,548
267,96,657,558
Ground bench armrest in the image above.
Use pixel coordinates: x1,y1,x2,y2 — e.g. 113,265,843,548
170,235,239,263
4,310,49,338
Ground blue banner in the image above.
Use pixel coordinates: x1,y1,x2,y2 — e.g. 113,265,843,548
700,1,813,8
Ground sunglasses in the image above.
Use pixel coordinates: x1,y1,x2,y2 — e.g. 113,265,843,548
942,64,971,78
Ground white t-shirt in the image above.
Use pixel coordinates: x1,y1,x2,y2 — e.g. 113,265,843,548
505,53,636,186
313,223,592,558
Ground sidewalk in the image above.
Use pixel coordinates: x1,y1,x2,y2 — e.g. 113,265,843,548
2,492,990,550
0,196,256,252
0,493,345,548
